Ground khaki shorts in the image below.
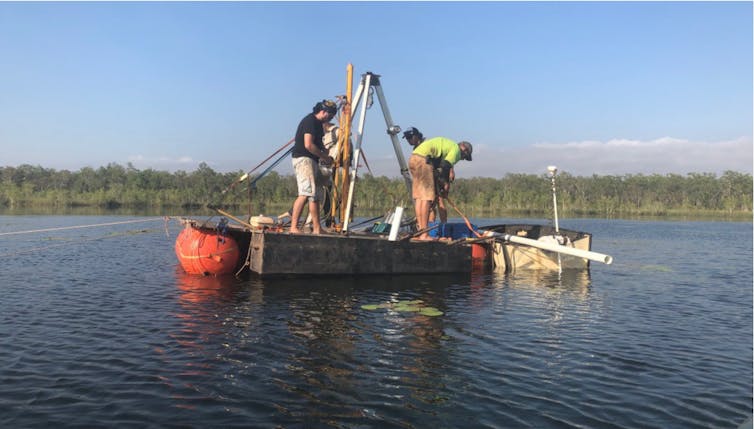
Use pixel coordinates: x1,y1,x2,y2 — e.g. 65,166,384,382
409,154,435,201
293,157,325,201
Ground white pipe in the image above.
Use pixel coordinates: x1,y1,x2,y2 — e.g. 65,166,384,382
343,73,372,233
547,165,559,233
547,166,562,273
388,206,403,241
482,230,613,265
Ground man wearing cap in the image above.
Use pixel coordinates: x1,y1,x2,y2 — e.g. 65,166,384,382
402,127,425,148
409,137,473,240
403,127,451,223
289,100,337,234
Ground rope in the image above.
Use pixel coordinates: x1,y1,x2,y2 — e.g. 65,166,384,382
0,228,160,258
248,147,293,188
220,138,295,196
236,234,254,277
0,217,169,237
246,138,295,178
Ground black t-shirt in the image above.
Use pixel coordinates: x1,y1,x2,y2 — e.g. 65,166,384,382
292,113,324,160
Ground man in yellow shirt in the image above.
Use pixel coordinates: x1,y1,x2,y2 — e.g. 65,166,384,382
409,137,473,240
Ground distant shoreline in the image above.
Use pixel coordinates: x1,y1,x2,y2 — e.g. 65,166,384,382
1,164,751,221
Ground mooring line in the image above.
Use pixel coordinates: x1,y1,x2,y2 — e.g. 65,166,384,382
0,228,160,258
0,217,169,237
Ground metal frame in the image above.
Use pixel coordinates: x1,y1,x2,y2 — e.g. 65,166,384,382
343,72,412,232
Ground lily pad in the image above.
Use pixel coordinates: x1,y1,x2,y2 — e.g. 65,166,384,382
640,264,673,272
361,299,444,317
418,307,444,317
394,305,422,312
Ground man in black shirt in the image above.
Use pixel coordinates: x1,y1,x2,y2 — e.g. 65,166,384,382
290,99,336,234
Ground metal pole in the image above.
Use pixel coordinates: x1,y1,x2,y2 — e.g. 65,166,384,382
548,165,560,233
343,73,373,232
371,78,412,198
547,165,562,274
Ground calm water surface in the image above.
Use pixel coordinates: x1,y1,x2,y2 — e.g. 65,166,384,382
0,216,751,428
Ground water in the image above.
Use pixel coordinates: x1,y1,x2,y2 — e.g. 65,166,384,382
0,216,751,428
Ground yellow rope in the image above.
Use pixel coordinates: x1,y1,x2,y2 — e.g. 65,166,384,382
175,247,237,260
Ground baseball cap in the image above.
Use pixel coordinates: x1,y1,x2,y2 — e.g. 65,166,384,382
402,127,422,140
459,141,473,161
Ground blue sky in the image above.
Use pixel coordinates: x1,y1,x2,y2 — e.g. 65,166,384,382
0,1,751,178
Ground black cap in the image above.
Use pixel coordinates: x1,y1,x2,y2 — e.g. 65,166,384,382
314,99,337,115
459,141,473,161
402,127,423,140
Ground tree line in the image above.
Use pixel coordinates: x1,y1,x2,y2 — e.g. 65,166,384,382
0,163,751,218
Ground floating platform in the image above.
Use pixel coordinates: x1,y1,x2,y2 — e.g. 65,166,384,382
175,219,598,277
243,228,472,276
176,219,475,277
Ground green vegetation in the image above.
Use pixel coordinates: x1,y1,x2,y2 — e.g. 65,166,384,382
0,163,751,219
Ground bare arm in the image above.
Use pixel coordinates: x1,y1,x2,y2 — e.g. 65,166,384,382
304,133,333,165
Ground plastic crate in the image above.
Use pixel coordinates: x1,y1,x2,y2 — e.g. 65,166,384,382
428,222,477,239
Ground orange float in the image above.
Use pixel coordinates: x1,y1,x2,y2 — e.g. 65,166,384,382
175,226,240,276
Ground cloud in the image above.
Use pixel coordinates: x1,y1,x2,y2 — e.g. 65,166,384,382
348,136,752,178
460,136,753,178
127,155,195,169
128,136,751,178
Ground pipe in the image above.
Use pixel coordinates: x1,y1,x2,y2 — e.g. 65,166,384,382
388,206,403,241
481,230,613,265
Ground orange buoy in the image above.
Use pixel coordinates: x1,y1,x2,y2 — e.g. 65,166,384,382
175,226,240,276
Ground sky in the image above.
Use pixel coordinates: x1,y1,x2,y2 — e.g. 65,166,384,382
0,1,752,179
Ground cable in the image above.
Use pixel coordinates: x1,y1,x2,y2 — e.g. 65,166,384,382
0,217,167,237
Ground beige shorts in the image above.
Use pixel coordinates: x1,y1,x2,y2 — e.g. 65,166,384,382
409,154,435,201
293,157,325,201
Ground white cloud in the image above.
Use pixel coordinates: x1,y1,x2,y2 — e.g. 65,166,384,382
459,136,753,178
127,155,196,170
134,136,752,178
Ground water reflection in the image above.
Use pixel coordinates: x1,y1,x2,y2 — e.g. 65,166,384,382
256,274,466,424
495,268,592,297
163,269,252,411
163,269,597,424
174,268,240,304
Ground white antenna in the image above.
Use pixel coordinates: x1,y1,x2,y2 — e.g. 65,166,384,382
547,165,563,275
547,165,559,233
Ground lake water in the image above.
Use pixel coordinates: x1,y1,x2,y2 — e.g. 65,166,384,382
0,215,751,428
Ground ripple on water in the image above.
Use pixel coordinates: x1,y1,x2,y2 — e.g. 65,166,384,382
0,218,751,428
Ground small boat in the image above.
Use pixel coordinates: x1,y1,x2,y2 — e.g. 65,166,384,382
483,224,595,272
